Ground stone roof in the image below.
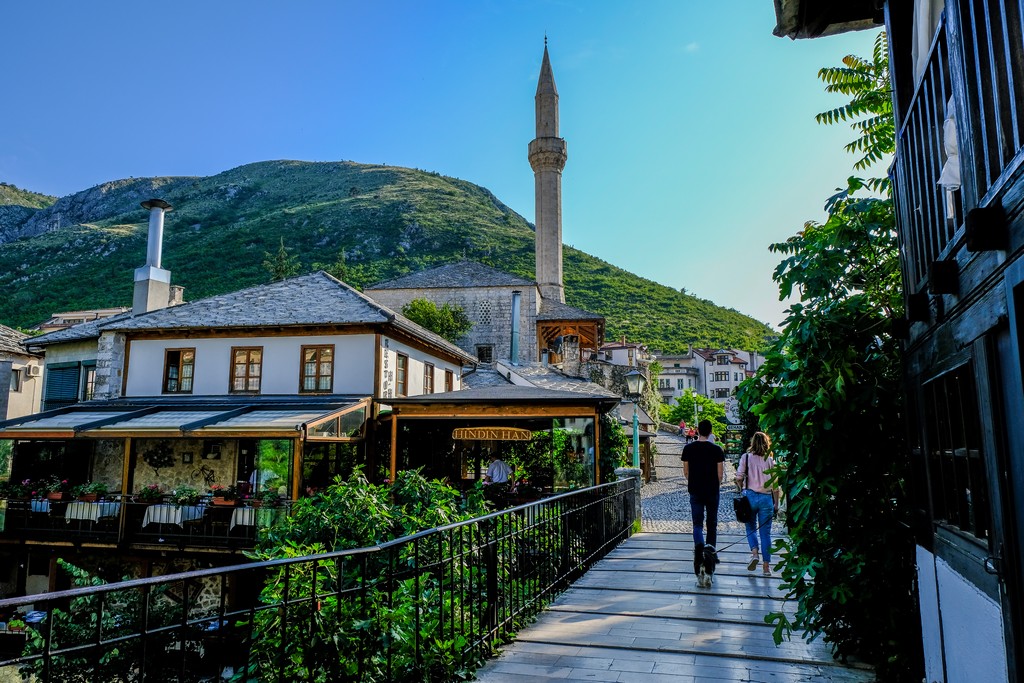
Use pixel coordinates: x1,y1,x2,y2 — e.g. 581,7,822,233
504,363,619,398
0,324,33,357
26,311,133,347
461,367,515,389
537,298,604,321
27,272,476,364
366,261,535,291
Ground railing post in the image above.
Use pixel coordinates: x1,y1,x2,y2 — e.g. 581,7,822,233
484,537,498,631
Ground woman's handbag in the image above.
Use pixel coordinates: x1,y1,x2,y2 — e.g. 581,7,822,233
733,493,754,523
732,453,754,523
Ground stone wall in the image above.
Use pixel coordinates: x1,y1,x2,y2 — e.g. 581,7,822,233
131,439,239,495
94,331,126,400
368,285,540,363
87,439,240,495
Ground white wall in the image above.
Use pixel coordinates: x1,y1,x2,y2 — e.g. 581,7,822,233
916,546,1008,683
378,335,461,399
916,546,946,682
125,334,377,396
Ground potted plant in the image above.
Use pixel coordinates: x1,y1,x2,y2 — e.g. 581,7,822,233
72,481,109,502
250,489,280,509
172,485,200,507
7,618,25,632
0,479,32,500
39,476,69,501
209,484,237,506
137,484,163,504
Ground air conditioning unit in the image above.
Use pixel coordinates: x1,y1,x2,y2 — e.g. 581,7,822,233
24,365,42,378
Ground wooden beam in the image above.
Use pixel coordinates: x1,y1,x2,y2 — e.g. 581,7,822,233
291,438,302,501
119,437,133,544
392,404,598,418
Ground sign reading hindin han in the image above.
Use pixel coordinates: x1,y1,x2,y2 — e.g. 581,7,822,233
452,427,533,441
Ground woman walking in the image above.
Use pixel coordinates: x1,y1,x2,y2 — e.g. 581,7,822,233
734,432,780,576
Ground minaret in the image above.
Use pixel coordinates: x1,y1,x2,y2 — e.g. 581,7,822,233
529,41,567,303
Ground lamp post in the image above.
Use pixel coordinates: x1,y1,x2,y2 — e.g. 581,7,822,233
625,369,647,469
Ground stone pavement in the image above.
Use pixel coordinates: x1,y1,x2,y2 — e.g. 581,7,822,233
643,432,746,534
472,432,871,682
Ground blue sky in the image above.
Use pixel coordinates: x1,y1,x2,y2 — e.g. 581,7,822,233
1,1,882,329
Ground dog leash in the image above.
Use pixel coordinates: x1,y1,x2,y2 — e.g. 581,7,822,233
711,491,775,553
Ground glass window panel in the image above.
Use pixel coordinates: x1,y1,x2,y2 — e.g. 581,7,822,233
339,408,365,437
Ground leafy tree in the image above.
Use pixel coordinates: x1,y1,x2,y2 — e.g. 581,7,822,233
662,389,727,441
599,412,629,480
262,237,301,281
401,298,473,343
738,31,922,681
313,249,348,282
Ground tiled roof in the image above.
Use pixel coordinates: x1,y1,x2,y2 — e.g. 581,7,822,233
537,299,604,321
0,324,33,357
366,261,535,290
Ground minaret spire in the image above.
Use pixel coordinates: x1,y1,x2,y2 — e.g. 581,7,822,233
529,40,568,303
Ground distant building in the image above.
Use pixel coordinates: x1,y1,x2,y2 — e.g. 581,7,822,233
597,339,651,367
34,308,130,333
654,347,765,404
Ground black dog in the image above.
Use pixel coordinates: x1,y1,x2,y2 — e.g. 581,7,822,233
694,543,718,588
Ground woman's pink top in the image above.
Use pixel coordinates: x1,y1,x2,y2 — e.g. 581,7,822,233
735,452,775,494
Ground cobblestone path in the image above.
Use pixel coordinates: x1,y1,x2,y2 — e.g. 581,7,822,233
643,432,747,535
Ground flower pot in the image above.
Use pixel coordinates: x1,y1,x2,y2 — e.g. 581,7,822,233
212,497,235,507
77,493,99,502
46,492,63,501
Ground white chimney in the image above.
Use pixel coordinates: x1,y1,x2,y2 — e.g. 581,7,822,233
133,199,173,315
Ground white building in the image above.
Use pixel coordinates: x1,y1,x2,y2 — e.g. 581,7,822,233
654,347,765,405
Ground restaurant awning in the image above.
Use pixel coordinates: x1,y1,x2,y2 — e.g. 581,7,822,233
0,396,371,440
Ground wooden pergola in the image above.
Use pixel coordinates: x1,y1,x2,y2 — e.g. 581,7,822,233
379,385,620,485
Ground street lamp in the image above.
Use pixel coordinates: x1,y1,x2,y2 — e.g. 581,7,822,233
625,369,647,469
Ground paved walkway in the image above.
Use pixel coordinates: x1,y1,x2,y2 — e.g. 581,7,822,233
473,433,872,682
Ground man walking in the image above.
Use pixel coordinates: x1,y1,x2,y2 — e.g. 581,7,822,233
681,419,725,587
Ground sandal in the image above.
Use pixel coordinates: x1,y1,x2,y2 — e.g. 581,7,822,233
747,552,759,571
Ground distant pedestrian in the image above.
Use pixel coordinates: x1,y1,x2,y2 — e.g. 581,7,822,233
735,431,780,576
681,419,725,587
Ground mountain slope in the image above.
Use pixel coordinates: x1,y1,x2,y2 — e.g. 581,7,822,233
0,161,773,352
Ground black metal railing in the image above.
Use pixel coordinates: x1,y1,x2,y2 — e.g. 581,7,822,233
0,478,637,681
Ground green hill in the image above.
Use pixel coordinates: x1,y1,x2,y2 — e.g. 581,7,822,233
0,161,773,352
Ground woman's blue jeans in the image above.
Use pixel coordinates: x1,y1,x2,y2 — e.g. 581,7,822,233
744,490,774,562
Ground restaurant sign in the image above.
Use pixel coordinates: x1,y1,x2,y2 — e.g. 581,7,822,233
452,427,533,441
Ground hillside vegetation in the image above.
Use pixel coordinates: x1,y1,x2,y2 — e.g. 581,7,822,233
0,161,773,352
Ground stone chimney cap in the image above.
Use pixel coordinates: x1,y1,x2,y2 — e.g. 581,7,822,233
141,198,173,211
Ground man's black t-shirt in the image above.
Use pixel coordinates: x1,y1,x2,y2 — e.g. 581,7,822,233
681,440,725,498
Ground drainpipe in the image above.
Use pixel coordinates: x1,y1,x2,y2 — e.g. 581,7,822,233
509,291,521,365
